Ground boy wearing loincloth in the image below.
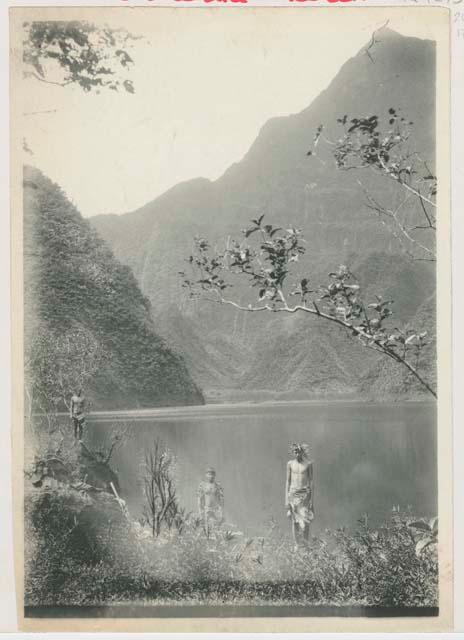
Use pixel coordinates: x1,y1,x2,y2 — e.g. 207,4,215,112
70,389,86,441
285,443,314,547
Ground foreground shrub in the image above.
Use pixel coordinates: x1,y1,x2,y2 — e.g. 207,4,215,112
26,502,438,607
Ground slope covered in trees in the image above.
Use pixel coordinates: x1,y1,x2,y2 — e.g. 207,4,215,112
24,166,204,411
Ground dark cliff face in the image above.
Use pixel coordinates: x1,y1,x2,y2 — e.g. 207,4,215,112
90,30,436,397
23,165,204,410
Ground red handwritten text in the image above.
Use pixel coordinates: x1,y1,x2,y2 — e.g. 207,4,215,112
121,0,357,4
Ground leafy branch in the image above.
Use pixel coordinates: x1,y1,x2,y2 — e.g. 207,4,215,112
181,217,436,397
308,109,436,261
408,517,438,557
23,20,137,93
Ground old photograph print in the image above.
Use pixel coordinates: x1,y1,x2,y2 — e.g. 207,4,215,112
11,5,451,628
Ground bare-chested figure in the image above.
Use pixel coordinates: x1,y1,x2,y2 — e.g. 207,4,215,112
70,389,86,441
197,467,224,537
286,443,314,546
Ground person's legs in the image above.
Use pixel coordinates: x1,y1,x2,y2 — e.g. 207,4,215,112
73,417,78,439
203,512,210,538
292,520,299,547
77,418,84,440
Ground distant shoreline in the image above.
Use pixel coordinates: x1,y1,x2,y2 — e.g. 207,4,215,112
46,395,436,423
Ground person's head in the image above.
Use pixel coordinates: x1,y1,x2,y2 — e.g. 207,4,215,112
76,388,83,397
205,467,216,482
290,443,309,462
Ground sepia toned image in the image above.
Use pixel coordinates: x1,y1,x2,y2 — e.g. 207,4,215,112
9,5,453,631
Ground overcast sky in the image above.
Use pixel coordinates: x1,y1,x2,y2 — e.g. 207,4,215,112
19,7,440,218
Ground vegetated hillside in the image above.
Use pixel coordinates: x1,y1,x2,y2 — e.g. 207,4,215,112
91,29,436,399
23,166,204,410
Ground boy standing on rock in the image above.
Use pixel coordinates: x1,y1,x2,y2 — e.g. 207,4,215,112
70,389,86,440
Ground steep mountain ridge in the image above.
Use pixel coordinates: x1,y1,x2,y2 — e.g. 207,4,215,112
91,29,436,398
24,166,204,409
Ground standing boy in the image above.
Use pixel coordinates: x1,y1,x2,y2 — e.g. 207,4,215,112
285,443,314,547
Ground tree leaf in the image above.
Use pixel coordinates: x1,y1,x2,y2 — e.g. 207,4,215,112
429,516,438,535
245,227,259,238
123,79,135,94
409,520,431,533
415,537,433,557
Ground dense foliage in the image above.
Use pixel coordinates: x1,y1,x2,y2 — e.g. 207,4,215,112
25,431,143,605
24,166,204,410
23,21,136,93
26,489,438,608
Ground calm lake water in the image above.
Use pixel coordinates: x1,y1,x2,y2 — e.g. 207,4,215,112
88,401,437,536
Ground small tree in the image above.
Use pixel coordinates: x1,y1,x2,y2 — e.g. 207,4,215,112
142,439,180,538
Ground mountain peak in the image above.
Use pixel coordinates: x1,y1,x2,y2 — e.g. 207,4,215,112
90,32,435,398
